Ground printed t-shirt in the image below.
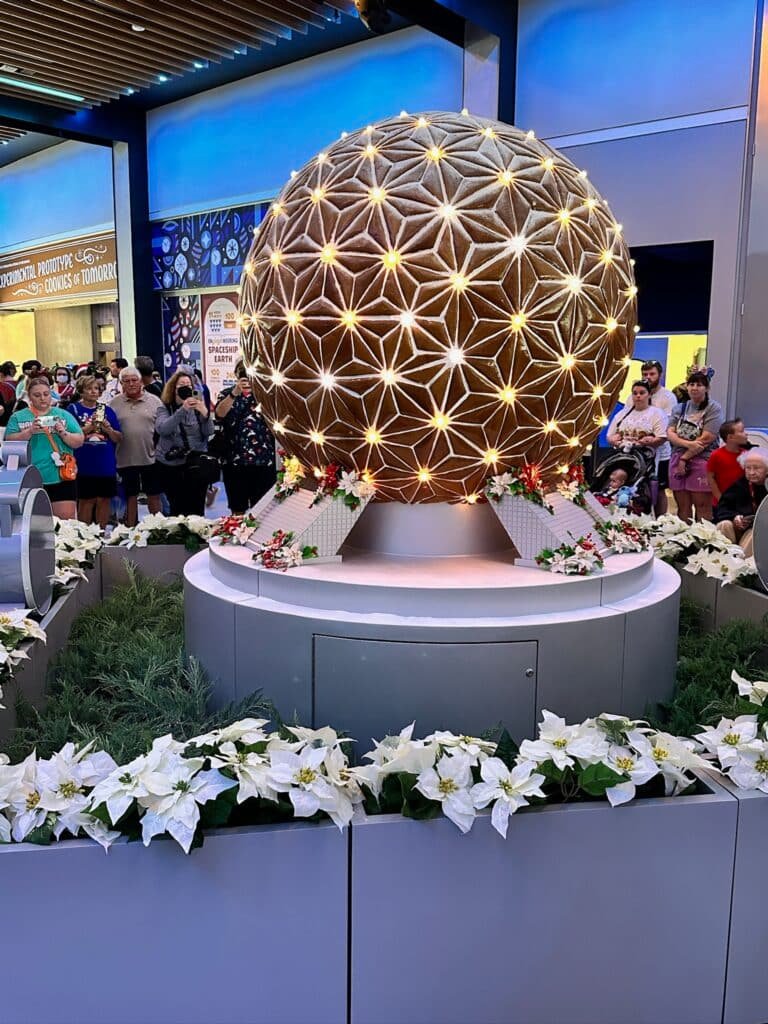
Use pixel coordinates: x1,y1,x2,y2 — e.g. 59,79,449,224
109,391,163,468
607,406,668,444
69,402,121,477
5,407,83,485
707,447,745,505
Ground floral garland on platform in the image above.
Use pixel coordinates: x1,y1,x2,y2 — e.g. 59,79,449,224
210,513,259,547
252,529,318,571
535,535,604,576
309,463,375,511
274,452,305,502
595,518,649,554
486,465,553,512
555,463,588,508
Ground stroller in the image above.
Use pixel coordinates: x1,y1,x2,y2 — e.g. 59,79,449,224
590,446,657,515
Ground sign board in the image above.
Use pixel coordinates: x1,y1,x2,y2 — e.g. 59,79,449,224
201,292,241,401
0,231,118,309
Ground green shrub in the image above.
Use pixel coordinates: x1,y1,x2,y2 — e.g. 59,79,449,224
651,598,768,736
8,572,273,763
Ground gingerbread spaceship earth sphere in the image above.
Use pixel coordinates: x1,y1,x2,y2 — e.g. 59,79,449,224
240,110,637,502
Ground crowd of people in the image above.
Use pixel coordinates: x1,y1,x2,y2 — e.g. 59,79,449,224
601,358,768,557
1,351,766,557
0,356,276,527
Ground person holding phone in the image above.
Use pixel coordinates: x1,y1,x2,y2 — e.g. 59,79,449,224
5,377,84,518
215,360,276,514
69,374,122,528
155,369,214,515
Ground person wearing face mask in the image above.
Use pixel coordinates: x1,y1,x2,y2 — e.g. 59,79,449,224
155,369,214,515
54,366,75,407
5,377,84,518
215,361,276,514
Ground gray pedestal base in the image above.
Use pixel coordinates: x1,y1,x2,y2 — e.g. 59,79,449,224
185,543,680,741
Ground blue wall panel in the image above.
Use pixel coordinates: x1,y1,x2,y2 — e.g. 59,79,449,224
517,0,756,138
147,27,463,218
0,141,114,252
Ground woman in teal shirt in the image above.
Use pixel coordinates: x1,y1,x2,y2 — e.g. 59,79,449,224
6,377,84,519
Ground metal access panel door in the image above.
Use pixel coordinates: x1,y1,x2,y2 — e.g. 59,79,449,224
313,636,538,747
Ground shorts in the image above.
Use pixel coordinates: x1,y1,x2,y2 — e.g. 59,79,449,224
119,463,163,497
77,474,117,500
44,481,77,504
669,451,710,493
657,459,670,489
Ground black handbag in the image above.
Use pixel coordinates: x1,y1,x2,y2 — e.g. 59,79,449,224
179,415,220,485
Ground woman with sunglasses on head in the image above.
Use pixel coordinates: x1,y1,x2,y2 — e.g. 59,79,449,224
667,370,724,523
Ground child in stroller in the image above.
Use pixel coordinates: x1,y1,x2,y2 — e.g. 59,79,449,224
591,447,657,514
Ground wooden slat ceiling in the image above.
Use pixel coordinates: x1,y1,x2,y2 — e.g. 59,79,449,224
0,0,357,110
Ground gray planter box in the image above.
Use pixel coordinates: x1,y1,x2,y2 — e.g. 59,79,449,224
0,821,348,1024
351,776,736,1024
100,543,196,597
715,583,768,629
0,566,104,746
717,776,768,1024
678,567,719,628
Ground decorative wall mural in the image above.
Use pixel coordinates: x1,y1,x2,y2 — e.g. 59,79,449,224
152,203,269,291
161,295,202,374
240,111,637,502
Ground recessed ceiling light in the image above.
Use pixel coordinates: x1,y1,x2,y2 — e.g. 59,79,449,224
126,87,135,95
131,23,145,32
193,61,204,70
158,74,169,83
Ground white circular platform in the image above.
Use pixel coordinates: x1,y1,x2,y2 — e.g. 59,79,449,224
208,540,656,618
185,541,680,746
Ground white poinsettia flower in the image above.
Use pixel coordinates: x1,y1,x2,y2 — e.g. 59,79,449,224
415,752,476,833
139,753,236,854
423,730,497,765
5,753,49,842
360,724,439,784
0,810,11,843
470,758,545,837
0,609,46,644
53,809,120,851
267,746,354,828
36,742,117,816
518,710,609,769
695,716,761,768
728,743,768,792
603,744,659,807
627,729,708,796
287,724,349,750
207,742,277,804
186,718,271,749
487,472,513,498
732,670,768,706
89,753,153,825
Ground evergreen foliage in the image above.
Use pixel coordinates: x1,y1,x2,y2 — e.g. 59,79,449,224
7,572,272,763
651,599,768,736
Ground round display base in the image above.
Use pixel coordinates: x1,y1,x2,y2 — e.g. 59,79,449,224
185,540,680,747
